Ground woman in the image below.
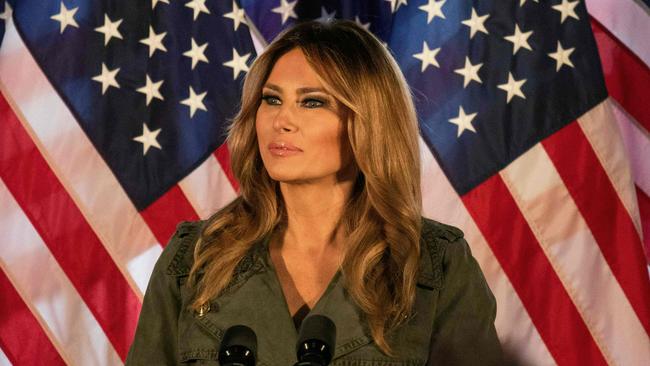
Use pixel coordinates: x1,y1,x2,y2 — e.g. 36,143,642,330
126,20,502,365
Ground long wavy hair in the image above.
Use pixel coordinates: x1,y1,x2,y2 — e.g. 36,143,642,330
189,20,422,355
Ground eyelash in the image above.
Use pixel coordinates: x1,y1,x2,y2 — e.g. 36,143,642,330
261,94,326,109
261,95,281,105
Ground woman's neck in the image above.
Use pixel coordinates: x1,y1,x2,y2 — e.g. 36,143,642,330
278,178,354,255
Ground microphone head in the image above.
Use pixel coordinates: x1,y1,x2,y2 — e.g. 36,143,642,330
296,315,336,365
218,325,257,366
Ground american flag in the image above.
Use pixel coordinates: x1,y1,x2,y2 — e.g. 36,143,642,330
0,0,648,364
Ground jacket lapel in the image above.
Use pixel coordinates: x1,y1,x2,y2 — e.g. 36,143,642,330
309,273,374,360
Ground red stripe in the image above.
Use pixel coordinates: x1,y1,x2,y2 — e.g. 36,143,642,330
0,93,140,360
636,186,650,263
0,268,66,366
140,184,200,247
462,175,608,365
542,121,650,334
214,142,240,192
591,19,650,134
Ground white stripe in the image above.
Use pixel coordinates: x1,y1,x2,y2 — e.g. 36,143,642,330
611,100,650,197
586,0,650,67
577,100,643,236
0,347,10,366
419,138,556,365
179,154,237,219
247,14,268,55
0,16,160,296
501,144,650,366
0,181,122,366
126,243,163,295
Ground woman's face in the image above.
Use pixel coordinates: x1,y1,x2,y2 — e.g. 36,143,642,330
256,48,353,184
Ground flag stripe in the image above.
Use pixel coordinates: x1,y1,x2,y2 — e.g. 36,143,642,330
462,173,608,365
542,121,650,334
591,19,650,134
0,95,139,360
0,347,11,366
0,268,66,366
578,102,643,235
502,143,650,365
0,19,160,297
585,0,650,66
637,186,650,260
179,154,238,219
140,184,200,247
581,98,650,256
0,179,122,366
214,143,239,192
612,100,650,197
419,140,556,365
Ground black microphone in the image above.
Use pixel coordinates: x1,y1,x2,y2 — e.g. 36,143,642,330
294,315,337,366
218,325,257,366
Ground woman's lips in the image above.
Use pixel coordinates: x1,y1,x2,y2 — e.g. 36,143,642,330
268,142,303,157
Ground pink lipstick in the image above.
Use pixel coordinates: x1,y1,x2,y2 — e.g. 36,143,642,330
268,142,303,157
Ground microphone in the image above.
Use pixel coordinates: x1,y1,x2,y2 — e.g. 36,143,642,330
218,325,257,366
294,315,337,366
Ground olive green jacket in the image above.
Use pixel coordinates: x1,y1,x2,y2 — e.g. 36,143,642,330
126,218,502,365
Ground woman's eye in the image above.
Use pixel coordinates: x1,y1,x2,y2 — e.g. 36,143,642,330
262,95,281,105
302,98,324,109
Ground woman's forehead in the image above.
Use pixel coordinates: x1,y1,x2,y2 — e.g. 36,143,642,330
265,48,324,89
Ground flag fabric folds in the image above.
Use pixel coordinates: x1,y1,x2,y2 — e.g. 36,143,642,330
0,0,648,365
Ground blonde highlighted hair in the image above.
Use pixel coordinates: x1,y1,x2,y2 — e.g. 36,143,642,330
189,20,422,355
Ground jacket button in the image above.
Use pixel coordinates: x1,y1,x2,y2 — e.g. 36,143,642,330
197,303,211,317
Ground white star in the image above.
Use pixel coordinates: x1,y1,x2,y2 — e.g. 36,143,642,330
139,26,167,57
185,0,210,21
0,2,12,21
223,48,251,80
548,41,575,71
354,16,371,31
180,86,208,118
385,0,408,13
183,38,209,70
519,0,539,6
152,0,169,10
272,0,297,25
419,0,446,24
413,42,440,72
136,75,164,106
454,57,482,88
552,0,580,24
50,2,79,34
504,24,533,55
223,1,247,31
94,14,123,46
449,106,478,137
133,123,162,155
318,7,336,22
461,8,489,39
92,63,120,95
498,72,526,103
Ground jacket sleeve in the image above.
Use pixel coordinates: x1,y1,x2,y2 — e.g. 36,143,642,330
125,224,194,366
428,235,503,365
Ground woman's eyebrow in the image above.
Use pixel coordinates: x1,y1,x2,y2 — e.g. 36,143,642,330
262,83,281,92
263,83,329,95
296,87,329,95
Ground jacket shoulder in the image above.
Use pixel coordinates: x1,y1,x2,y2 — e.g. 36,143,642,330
162,220,204,277
417,217,465,290
421,217,464,243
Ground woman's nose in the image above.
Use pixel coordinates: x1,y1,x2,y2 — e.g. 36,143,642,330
272,105,298,133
